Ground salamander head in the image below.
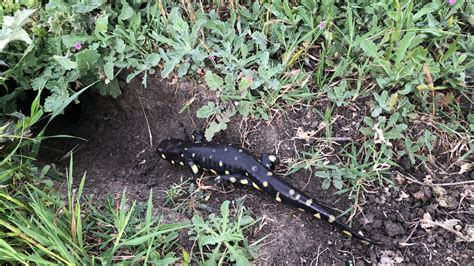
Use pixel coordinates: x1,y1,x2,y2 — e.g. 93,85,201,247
157,137,186,161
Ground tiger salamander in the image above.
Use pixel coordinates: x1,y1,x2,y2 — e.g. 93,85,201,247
157,131,377,245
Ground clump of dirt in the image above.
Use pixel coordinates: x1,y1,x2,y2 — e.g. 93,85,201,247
39,73,473,264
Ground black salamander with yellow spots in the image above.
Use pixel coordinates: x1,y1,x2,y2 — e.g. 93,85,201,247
157,131,378,245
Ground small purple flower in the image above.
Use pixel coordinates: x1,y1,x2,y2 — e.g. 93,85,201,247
318,21,327,30
447,0,456,5
73,42,82,50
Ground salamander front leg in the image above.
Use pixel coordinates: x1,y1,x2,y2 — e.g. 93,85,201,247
261,153,280,171
187,160,203,176
192,130,205,143
215,174,264,191
215,174,249,185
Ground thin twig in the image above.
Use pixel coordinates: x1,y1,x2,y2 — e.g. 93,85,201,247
138,96,153,147
397,171,474,187
421,219,470,242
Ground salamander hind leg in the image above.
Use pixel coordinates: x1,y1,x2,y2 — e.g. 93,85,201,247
186,160,203,176
192,130,205,143
261,153,280,170
215,174,249,185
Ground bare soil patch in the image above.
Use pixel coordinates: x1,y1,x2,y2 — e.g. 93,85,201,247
39,73,473,264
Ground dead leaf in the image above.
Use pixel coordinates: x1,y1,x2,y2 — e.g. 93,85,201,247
397,191,410,201
460,225,474,243
432,186,447,197
432,186,457,209
379,250,404,265
373,122,392,147
413,190,425,200
295,127,316,141
421,213,435,229
395,173,405,185
458,163,472,175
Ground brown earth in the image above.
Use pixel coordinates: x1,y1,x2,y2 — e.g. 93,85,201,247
39,73,473,264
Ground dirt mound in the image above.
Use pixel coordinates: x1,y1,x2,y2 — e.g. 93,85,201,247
39,74,473,264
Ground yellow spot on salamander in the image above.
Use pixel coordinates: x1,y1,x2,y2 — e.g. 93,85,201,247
251,166,258,171
342,230,352,237
161,154,166,159
275,192,282,202
305,199,312,206
297,208,305,212
224,170,230,175
262,181,269,187
295,194,301,200
191,164,199,174
210,169,217,175
328,215,336,223
218,161,223,167
181,153,184,157
252,182,262,191
314,213,321,219
240,179,249,185
360,240,371,245
245,172,249,176
192,153,196,158
229,177,237,183
179,161,185,166
289,189,295,196
238,149,243,153
267,172,273,176
171,160,175,164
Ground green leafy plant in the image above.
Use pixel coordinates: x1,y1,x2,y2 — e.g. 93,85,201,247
325,80,355,107
399,130,438,165
0,156,188,264
188,200,261,265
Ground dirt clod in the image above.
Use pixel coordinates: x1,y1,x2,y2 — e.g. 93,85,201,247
384,221,407,237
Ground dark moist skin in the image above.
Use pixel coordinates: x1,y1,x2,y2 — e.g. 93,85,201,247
157,131,378,245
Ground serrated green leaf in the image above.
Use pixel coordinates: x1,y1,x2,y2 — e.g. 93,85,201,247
321,178,331,190
95,14,109,32
161,60,177,78
31,77,48,91
395,32,415,67
75,49,100,73
44,93,69,113
145,53,161,67
237,101,252,117
333,179,343,190
205,71,224,91
220,201,230,218
360,39,379,59
205,121,227,141
177,62,190,77
238,76,253,91
252,32,267,50
72,0,105,13
118,0,135,20
53,55,77,70
196,102,219,119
